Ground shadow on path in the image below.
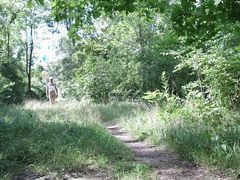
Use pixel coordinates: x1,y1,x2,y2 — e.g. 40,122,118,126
106,124,230,180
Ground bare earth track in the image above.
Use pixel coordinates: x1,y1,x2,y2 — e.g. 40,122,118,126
15,124,233,180
106,124,231,180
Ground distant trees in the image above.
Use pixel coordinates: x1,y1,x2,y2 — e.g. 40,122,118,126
0,1,50,103
50,14,191,101
23,5,47,94
1,0,239,108
48,0,240,108
0,1,25,103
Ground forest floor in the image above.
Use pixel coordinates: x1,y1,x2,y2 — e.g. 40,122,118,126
106,123,231,180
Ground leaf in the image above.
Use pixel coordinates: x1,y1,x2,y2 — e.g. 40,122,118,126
221,144,227,152
27,0,44,7
36,0,44,5
214,0,222,6
27,0,33,8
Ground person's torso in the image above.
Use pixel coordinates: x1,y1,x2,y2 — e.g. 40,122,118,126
47,83,56,93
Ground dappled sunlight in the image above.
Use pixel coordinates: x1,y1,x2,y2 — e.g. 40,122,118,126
24,99,102,123
0,101,137,179
1,0,240,179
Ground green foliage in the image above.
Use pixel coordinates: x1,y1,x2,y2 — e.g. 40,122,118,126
0,62,26,103
0,2,25,103
0,74,10,95
50,0,168,28
170,0,240,42
53,14,189,101
1,0,240,176
142,90,162,103
76,57,142,102
176,23,240,109
161,104,240,172
0,0,51,103
49,0,240,43
142,71,181,111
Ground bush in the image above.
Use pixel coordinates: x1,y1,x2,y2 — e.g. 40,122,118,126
176,23,240,109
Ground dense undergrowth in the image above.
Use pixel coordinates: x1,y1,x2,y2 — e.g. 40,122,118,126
0,100,151,179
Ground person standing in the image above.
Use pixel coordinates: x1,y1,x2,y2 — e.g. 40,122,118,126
46,77,58,105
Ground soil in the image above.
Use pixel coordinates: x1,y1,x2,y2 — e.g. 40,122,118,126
14,168,111,180
106,123,233,180
14,123,235,180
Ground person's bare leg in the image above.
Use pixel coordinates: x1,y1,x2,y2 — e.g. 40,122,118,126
49,95,53,106
49,95,56,106
52,96,56,105
49,98,52,106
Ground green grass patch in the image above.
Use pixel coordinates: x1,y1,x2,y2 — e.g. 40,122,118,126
99,100,240,175
0,100,151,179
97,101,142,122
161,106,240,171
4,99,238,178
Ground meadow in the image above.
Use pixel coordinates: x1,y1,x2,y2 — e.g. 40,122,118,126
0,100,151,179
1,99,239,179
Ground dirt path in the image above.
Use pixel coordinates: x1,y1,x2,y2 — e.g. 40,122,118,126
106,123,231,180
15,123,232,180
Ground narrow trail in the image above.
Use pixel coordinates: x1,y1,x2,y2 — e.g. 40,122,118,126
106,123,230,180
15,123,232,180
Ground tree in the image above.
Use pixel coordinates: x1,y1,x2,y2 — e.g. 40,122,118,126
0,0,50,102
0,1,26,103
170,0,240,42
21,4,48,94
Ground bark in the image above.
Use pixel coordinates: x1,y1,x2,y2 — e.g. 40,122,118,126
138,23,145,55
27,24,34,93
25,30,29,75
7,28,10,58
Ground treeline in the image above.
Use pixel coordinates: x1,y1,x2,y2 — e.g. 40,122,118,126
52,14,189,102
0,0,240,109
49,0,240,109
0,1,49,103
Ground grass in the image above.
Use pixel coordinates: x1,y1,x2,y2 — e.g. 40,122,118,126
98,100,240,176
161,105,240,171
0,99,151,179
1,98,239,179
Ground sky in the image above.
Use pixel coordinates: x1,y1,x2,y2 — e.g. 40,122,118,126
32,18,107,68
33,22,68,67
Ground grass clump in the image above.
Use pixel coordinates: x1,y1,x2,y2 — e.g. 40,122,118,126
0,99,151,179
161,104,240,172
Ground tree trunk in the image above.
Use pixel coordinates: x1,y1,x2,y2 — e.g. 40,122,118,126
28,24,34,93
138,23,145,55
7,28,10,58
65,18,76,48
25,30,29,75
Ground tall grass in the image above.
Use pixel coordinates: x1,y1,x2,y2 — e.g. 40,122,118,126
0,99,150,179
99,100,240,175
161,105,240,171
1,98,239,179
